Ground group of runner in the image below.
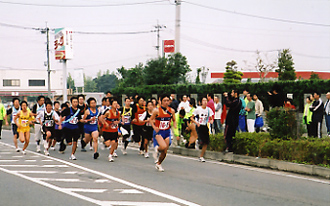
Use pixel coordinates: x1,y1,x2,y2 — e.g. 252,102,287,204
4,93,214,172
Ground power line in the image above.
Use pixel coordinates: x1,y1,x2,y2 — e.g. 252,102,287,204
0,22,41,31
73,30,154,35
184,1,330,27
0,0,169,7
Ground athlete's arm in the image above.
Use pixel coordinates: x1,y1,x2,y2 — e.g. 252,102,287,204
131,105,137,123
190,113,200,127
82,109,90,123
150,108,159,133
171,109,177,129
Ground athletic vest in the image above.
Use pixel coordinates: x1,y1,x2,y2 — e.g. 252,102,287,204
121,107,132,125
155,107,172,131
133,104,145,126
103,109,120,132
18,111,32,128
63,107,79,130
86,108,99,125
43,111,54,128
11,106,20,124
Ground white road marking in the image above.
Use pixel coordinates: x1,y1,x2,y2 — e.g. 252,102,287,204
114,189,144,194
0,152,12,154
25,160,37,162
0,165,68,168
12,156,23,158
41,159,53,162
99,201,180,206
63,171,86,175
95,179,111,183
31,155,40,158
0,142,201,206
64,188,107,193
12,170,57,174
0,160,19,162
35,178,82,182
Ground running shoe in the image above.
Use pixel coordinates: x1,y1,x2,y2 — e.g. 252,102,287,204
108,154,114,162
121,148,127,155
113,152,118,157
155,163,164,172
144,152,149,158
69,154,77,160
139,150,144,155
93,152,99,159
199,157,206,162
50,146,56,151
44,150,50,156
16,148,21,152
89,146,93,151
36,145,41,153
22,150,26,155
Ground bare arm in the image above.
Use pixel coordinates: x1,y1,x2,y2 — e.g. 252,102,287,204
150,108,159,133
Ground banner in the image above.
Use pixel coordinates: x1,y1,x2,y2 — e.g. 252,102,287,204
73,68,84,87
54,28,73,60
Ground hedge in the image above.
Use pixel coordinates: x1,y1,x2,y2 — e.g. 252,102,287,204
112,79,330,111
208,133,330,167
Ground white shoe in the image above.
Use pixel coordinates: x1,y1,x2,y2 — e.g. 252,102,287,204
16,148,21,152
50,146,55,151
144,152,149,158
69,154,77,160
89,146,93,151
44,150,50,156
155,163,164,172
113,152,118,157
36,145,41,153
43,141,48,150
22,150,26,155
199,157,206,162
139,150,144,155
121,148,127,155
108,154,114,162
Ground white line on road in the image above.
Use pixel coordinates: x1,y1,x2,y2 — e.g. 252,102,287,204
0,164,69,168
63,171,86,175
25,160,37,162
0,160,19,162
63,188,107,193
35,178,82,182
114,189,144,194
99,201,180,206
11,170,58,174
41,159,53,162
0,142,201,206
94,179,111,183
12,156,23,158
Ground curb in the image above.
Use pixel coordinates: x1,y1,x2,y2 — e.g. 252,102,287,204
171,147,330,179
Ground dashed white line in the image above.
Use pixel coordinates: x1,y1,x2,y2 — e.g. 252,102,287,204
114,189,144,194
12,170,57,174
63,188,107,193
36,178,82,182
99,201,180,206
0,160,19,162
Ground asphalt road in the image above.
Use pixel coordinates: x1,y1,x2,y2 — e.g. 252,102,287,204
0,130,329,206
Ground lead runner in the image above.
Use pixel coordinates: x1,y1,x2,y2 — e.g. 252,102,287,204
150,94,176,172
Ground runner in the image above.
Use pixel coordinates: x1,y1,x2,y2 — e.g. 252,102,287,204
118,97,132,155
101,99,121,162
60,96,84,160
141,101,154,158
58,103,69,153
50,101,62,151
98,97,110,149
31,95,45,153
5,98,21,152
37,101,61,156
14,101,35,155
131,96,146,155
81,97,100,159
77,94,88,152
190,97,214,162
150,94,176,172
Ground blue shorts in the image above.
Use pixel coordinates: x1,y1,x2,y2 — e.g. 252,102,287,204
84,125,98,135
153,130,171,147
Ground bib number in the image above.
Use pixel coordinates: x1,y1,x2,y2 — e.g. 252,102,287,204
90,119,97,124
111,123,117,129
45,120,53,127
159,121,169,130
21,120,28,127
69,117,78,124
123,116,131,124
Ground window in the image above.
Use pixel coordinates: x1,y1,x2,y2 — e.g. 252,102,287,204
29,79,45,87
3,79,20,87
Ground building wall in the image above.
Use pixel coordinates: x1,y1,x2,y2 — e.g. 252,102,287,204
0,69,63,96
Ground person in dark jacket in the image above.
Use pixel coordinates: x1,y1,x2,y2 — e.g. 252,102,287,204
310,92,324,138
223,89,242,153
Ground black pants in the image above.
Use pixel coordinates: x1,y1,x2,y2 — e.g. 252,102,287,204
224,122,238,152
310,121,322,138
121,124,131,149
133,124,144,151
0,120,2,137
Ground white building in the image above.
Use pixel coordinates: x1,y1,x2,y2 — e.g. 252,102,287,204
0,69,63,101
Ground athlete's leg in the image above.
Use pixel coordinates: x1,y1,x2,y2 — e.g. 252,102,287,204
83,133,92,145
22,132,30,151
155,135,169,164
92,131,99,153
144,138,149,153
109,140,117,155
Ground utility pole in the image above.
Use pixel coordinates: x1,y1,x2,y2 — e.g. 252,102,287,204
154,20,166,57
41,22,51,99
175,0,181,53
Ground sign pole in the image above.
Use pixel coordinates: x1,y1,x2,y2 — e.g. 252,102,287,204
63,59,67,102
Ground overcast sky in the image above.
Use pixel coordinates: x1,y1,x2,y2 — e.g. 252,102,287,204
0,0,329,83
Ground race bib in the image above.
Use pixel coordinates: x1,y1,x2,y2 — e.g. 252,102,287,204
45,120,54,127
159,121,169,130
123,116,131,124
111,123,117,129
69,117,78,124
199,117,205,125
138,113,144,120
21,120,28,127
90,119,97,124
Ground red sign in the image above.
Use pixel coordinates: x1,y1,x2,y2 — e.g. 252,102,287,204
164,40,175,53
55,51,65,60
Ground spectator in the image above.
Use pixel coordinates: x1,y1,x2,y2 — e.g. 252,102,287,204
245,94,256,133
214,95,222,134
237,95,247,132
284,99,296,110
105,91,112,98
184,98,198,149
177,95,190,113
169,94,179,113
172,109,186,147
310,92,324,138
253,94,264,133
0,97,6,139
268,85,285,108
303,96,313,137
224,90,242,153
324,92,330,137
207,93,215,134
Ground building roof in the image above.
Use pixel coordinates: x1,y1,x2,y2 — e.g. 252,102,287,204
211,71,330,80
